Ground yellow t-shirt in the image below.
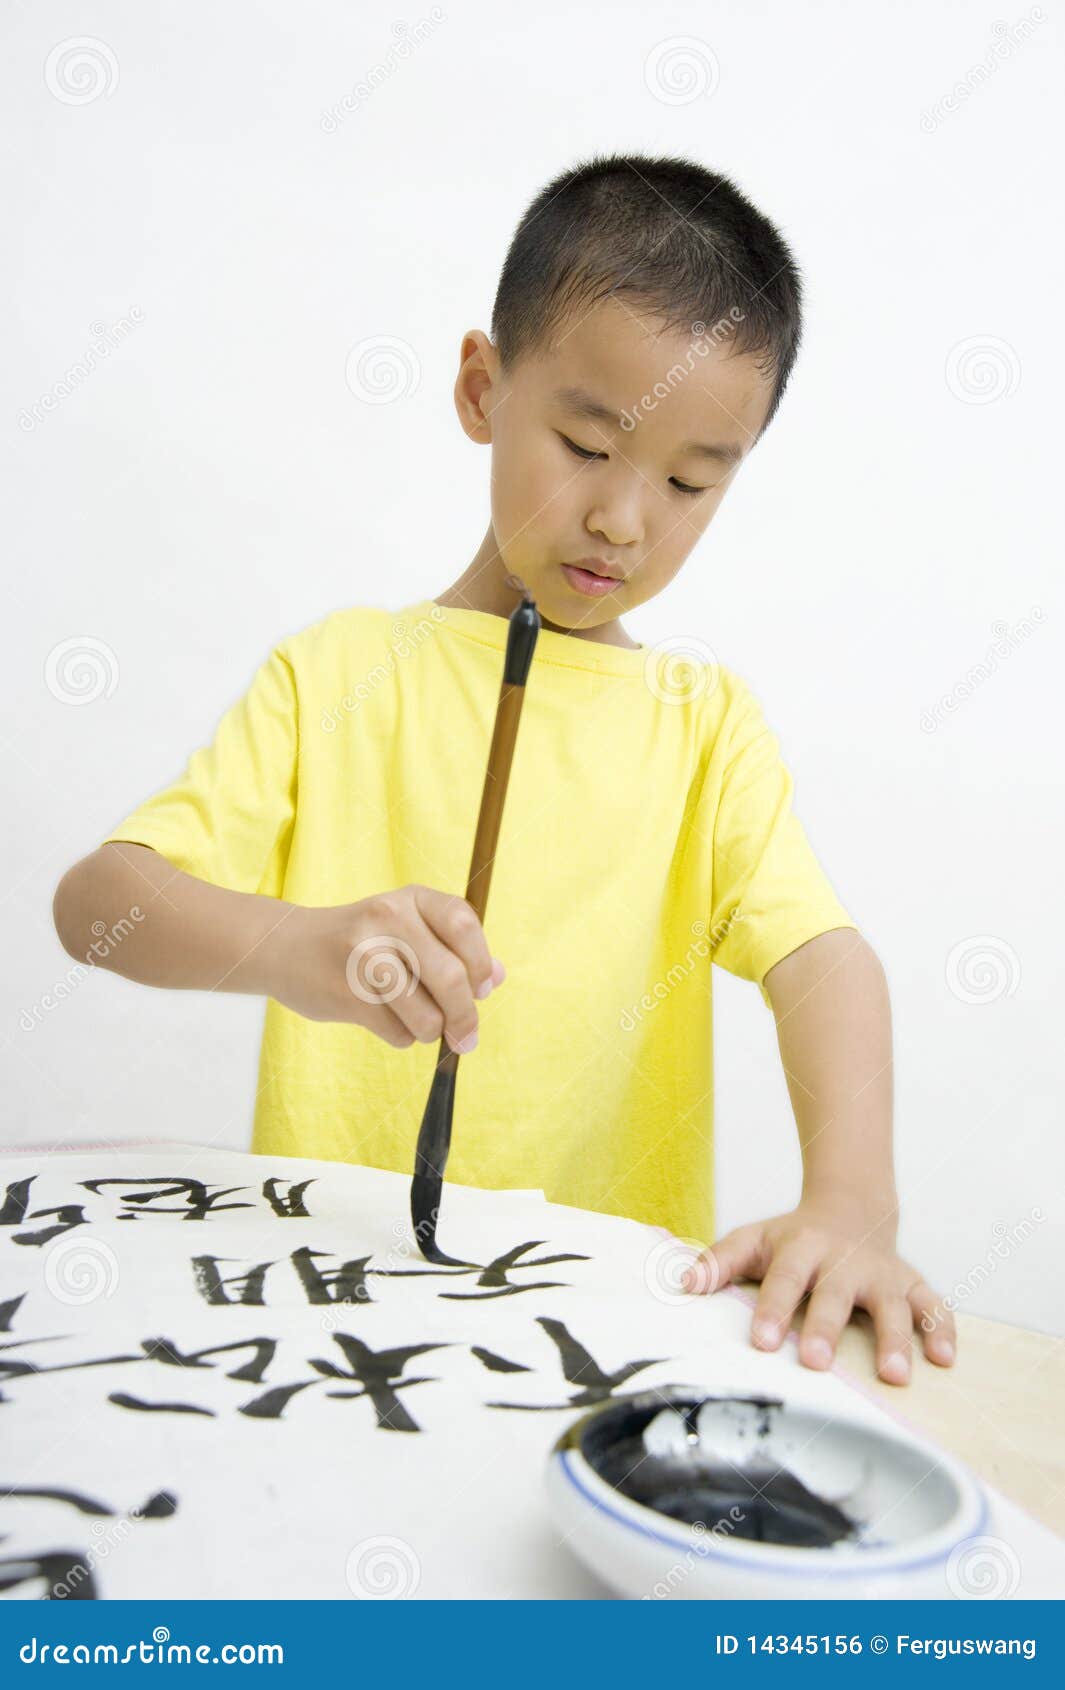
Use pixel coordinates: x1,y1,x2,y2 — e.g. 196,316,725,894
100,598,857,1247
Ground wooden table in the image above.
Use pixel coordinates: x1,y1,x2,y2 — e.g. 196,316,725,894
732,1282,1065,1539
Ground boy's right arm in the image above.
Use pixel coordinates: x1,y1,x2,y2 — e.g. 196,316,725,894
53,843,502,1054
53,842,294,997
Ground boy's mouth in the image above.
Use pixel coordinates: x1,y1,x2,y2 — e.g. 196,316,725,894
560,562,622,598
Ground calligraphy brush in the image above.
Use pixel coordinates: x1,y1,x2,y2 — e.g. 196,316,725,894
410,593,541,1265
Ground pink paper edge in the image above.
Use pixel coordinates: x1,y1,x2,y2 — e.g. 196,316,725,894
1,1138,211,1154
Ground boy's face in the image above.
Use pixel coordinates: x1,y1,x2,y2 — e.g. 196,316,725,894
456,296,776,632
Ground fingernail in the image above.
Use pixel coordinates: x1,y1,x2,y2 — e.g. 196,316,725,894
932,1338,955,1363
451,1030,478,1054
804,1337,832,1368
752,1320,778,1347
475,977,494,999
882,1351,909,1383
491,957,506,985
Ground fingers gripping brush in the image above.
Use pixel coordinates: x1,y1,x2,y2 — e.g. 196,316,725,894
410,594,541,1265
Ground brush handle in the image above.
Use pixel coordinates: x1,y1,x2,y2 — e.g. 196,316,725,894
430,610,536,1076
463,677,529,922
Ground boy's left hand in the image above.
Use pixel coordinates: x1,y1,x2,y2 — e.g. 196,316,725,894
680,1195,956,1385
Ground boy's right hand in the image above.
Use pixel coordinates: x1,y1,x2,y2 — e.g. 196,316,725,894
265,885,506,1053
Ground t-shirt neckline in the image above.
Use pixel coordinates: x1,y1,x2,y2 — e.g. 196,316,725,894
403,599,649,678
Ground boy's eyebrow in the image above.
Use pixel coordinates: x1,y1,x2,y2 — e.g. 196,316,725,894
551,384,745,465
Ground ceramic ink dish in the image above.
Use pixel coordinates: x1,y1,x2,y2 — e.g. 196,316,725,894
546,1384,988,1599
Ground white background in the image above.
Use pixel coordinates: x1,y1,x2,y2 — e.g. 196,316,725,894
3,2,1061,1334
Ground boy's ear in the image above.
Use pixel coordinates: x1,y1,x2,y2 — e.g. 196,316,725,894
453,329,498,445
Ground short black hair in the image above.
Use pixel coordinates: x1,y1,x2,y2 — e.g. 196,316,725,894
490,151,803,436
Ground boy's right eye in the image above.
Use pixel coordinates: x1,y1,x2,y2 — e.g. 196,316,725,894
558,432,606,462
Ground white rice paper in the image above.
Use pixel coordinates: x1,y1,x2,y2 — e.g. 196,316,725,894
1,1145,1060,1599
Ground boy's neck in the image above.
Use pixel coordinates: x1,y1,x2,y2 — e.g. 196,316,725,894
433,532,641,651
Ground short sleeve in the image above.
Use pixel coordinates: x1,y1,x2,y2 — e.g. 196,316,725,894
100,646,298,898
707,682,857,1009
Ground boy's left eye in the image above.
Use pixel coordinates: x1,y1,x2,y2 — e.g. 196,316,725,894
558,432,707,498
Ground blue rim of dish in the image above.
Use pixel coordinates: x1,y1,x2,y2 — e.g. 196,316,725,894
555,1449,990,1578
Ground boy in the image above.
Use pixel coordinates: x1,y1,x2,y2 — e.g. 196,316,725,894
53,152,955,1387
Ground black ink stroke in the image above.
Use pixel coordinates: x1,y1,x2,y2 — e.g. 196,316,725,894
0,1548,98,1598
191,1257,276,1306
1,1177,89,1247
0,1342,142,1405
0,1294,26,1331
290,1247,378,1306
0,1485,174,1517
313,1335,455,1433
486,1316,669,1410
237,1334,455,1431
260,1178,316,1218
188,1236,590,1308
470,1345,533,1375
437,1241,592,1300
140,1336,278,1383
109,1393,215,1416
80,1177,256,1222
0,1486,177,1600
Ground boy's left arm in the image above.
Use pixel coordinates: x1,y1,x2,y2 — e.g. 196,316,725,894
682,927,957,1385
